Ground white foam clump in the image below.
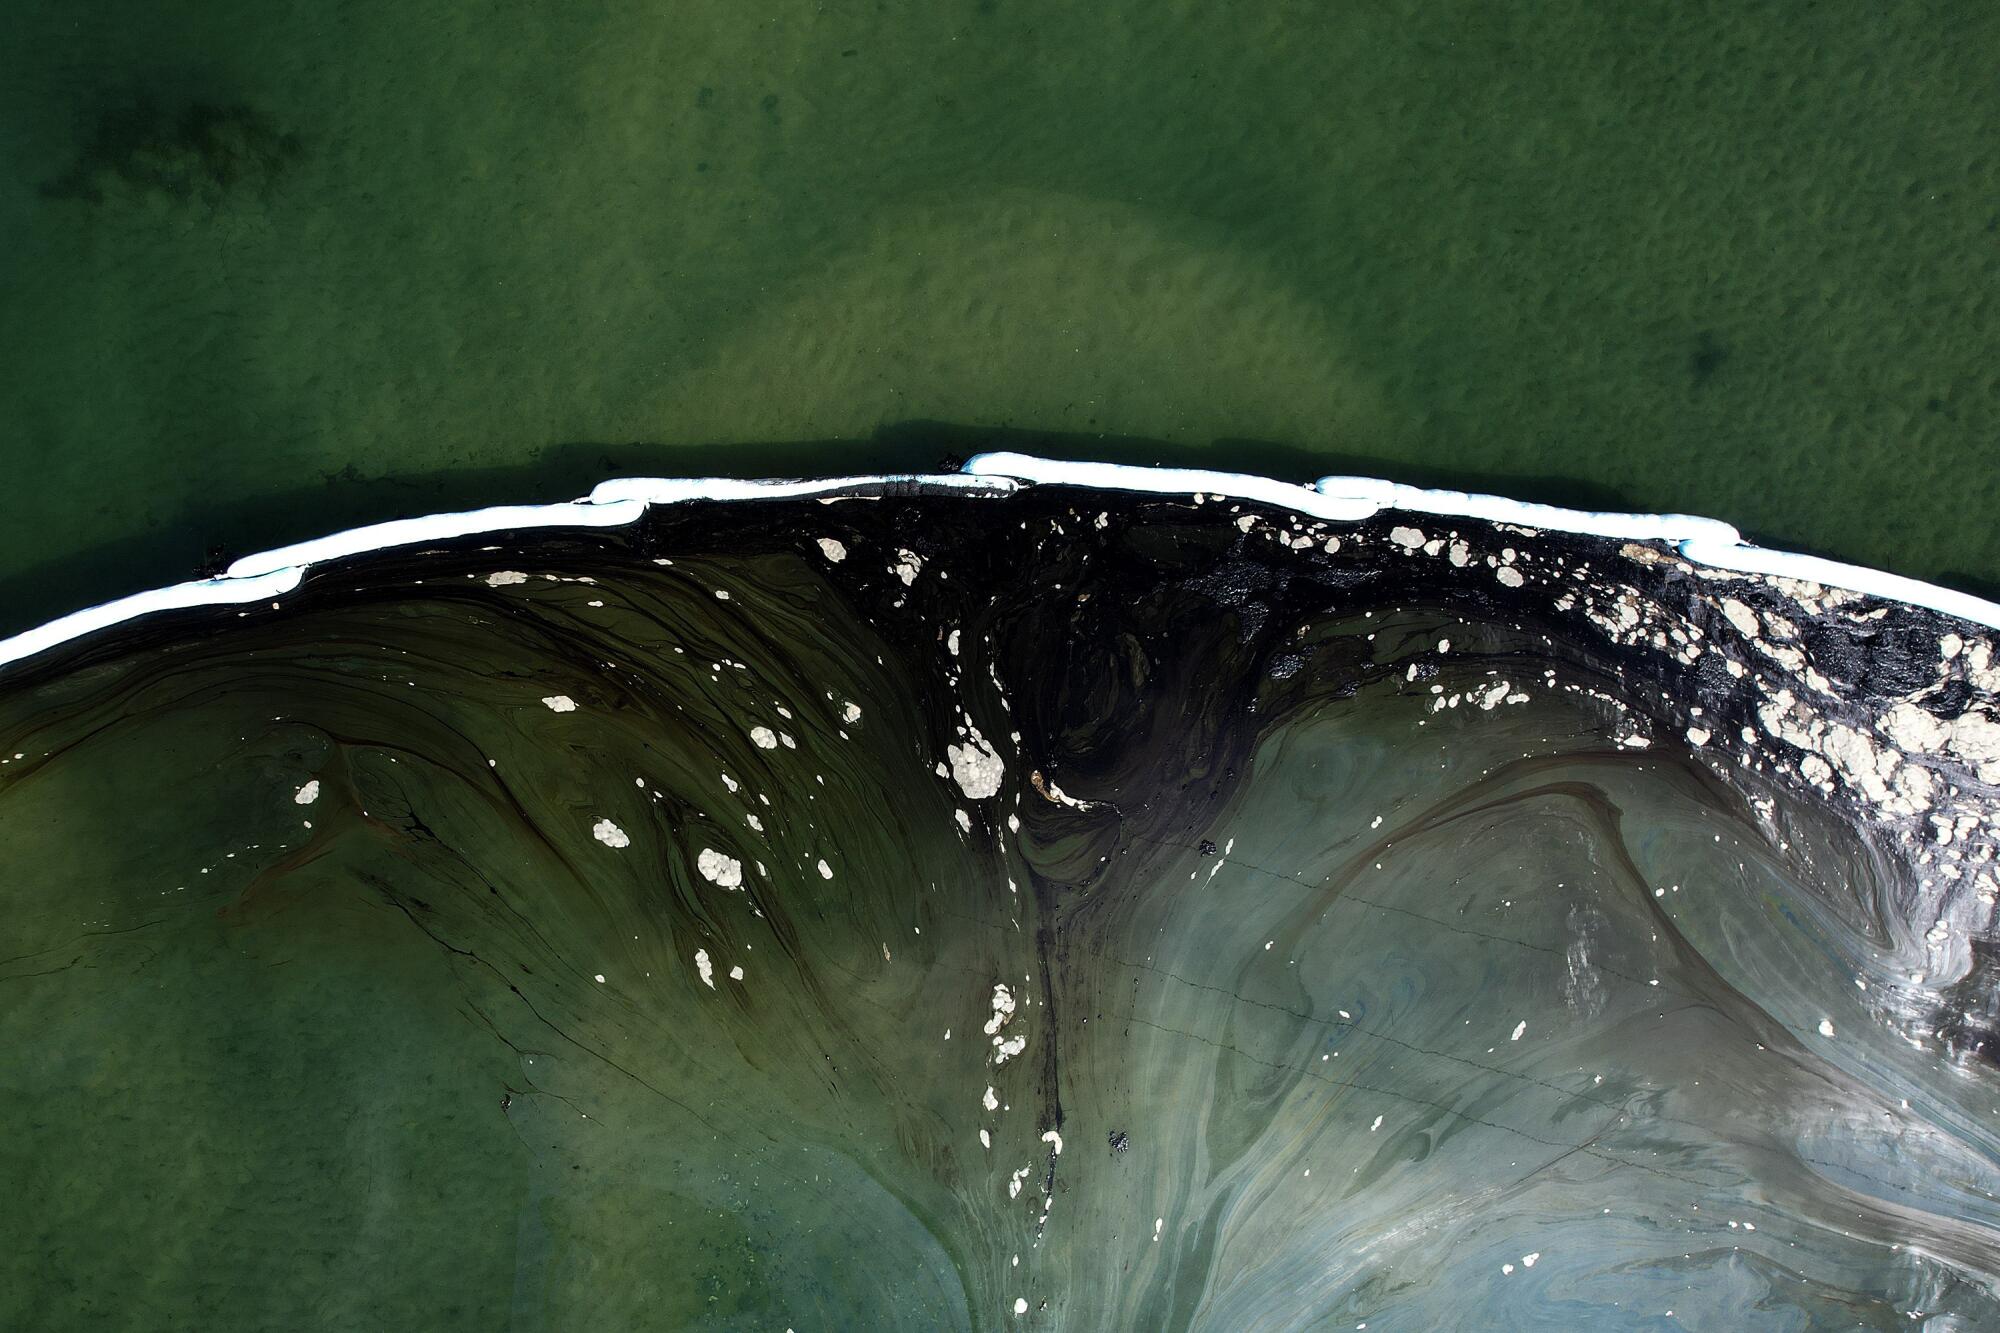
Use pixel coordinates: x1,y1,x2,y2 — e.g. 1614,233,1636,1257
947,723,1005,800
697,847,743,888
6,454,1998,674
987,982,1026,1064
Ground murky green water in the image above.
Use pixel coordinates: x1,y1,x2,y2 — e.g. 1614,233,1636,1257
8,7,2000,1330
3,2,1998,636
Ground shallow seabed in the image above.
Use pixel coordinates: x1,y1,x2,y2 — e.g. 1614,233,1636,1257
4,2,2000,637
4,482,1999,1330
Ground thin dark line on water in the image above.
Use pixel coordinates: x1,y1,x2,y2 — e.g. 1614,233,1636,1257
1113,1006,1720,1188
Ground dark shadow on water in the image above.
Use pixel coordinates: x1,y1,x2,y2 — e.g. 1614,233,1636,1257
2,422,1990,644
1929,569,2000,604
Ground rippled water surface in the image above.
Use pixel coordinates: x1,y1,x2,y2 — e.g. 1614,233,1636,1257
6,487,1999,1329
3,3,1999,635
7,10,2000,1324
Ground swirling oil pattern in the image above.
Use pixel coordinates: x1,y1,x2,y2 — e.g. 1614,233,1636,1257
5,483,2000,1331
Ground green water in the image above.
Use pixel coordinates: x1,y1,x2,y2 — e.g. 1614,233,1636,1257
3,2,1997,635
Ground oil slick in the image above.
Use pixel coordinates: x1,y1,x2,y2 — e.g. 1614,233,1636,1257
2,472,2000,1328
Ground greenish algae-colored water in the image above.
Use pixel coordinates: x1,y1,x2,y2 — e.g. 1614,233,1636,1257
8,6,2000,1330
3,2,1999,636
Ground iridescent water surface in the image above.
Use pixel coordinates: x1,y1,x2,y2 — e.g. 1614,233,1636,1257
5,485,1998,1329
